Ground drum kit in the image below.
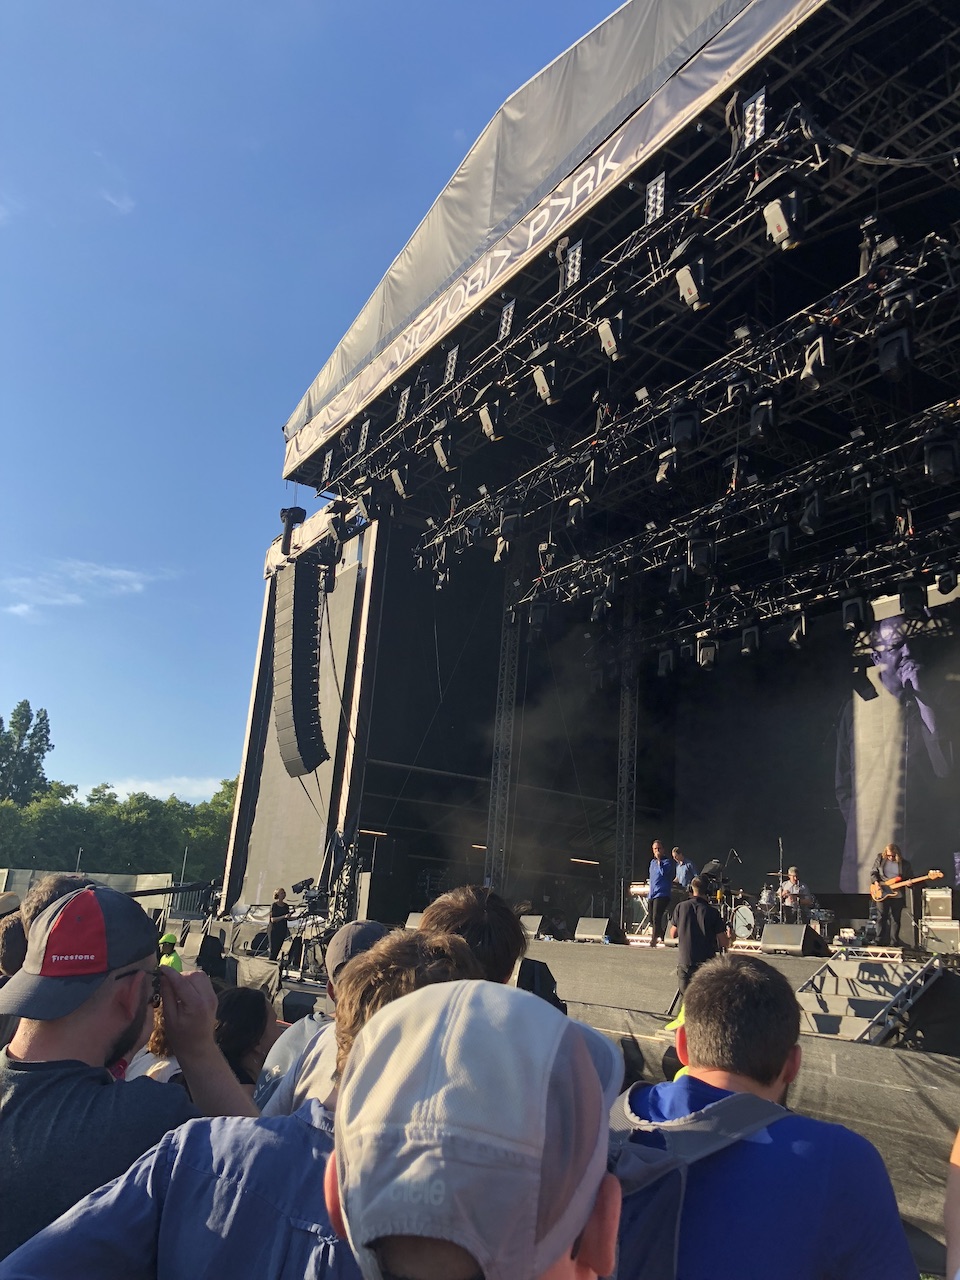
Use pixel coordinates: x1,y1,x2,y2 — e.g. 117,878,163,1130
728,875,834,940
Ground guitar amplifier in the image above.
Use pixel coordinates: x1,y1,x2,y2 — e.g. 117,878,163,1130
920,919,960,954
922,887,955,920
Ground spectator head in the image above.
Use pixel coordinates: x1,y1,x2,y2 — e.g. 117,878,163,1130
327,981,623,1280
652,839,666,859
0,885,160,1067
332,929,483,1077
418,884,526,983
324,920,389,994
214,985,281,1078
679,955,801,1090
0,874,95,978
689,876,703,897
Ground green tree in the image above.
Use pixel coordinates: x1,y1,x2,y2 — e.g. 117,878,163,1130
0,701,53,806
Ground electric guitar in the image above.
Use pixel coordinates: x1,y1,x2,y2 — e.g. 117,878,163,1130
869,869,944,902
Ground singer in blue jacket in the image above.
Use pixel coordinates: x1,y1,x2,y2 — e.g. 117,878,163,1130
648,839,676,945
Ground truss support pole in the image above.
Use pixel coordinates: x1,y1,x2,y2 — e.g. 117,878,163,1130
614,594,639,929
484,574,522,894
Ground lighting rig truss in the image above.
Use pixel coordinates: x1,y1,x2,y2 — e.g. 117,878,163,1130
414,231,960,570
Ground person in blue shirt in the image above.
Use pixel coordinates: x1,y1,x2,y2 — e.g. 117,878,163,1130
648,839,676,946
671,846,698,890
622,954,918,1280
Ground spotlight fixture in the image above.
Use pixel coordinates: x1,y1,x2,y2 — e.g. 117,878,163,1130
433,431,457,472
924,437,959,485
656,447,678,485
532,363,560,405
597,314,623,360
788,613,807,650
841,596,874,635
478,401,502,441
742,88,766,147
937,569,958,595
657,648,675,677
497,298,516,342
566,496,586,529
762,187,806,250
726,375,752,408
799,333,833,392
767,526,790,564
555,237,583,291
869,485,899,534
876,325,912,380
697,637,718,670
394,386,411,424
670,401,701,453
390,466,408,499
798,490,823,537
493,536,511,564
687,533,714,577
740,624,760,657
499,504,523,540
668,236,713,311
645,172,666,224
898,581,927,619
749,394,777,438
528,601,550,634
668,564,689,597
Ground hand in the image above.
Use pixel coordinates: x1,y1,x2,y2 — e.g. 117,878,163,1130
159,966,218,1059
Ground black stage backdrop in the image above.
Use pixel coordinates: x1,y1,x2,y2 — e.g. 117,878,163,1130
672,609,960,895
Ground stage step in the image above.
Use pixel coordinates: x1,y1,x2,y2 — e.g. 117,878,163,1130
799,1011,884,1039
796,992,889,1018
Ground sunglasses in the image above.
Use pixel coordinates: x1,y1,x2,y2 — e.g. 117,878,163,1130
113,966,163,1008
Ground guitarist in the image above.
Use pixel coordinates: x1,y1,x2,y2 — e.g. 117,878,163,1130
870,843,913,946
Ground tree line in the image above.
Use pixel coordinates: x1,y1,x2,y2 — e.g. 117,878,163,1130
0,700,235,884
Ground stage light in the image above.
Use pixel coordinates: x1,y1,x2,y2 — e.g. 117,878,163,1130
743,88,766,146
499,504,523,540
656,447,678,485
740,624,760,657
645,172,666,224
498,298,516,342
842,596,873,635
597,314,623,360
869,485,899,533
881,282,916,325
555,238,583,291
493,536,511,564
788,613,807,650
726,376,752,408
749,394,777,438
697,637,718,670
528,601,550,634
799,335,833,392
668,564,689,597
478,401,502,441
442,345,459,385
279,506,306,559
849,464,872,499
395,386,411,424
657,649,675,677
924,438,959,484
798,490,823,536
538,539,557,570
566,496,586,529
687,534,714,577
768,526,790,564
763,188,805,250
532,363,560,405
876,325,912,380
899,581,927,619
668,236,712,310
355,487,380,523
390,466,408,499
433,431,457,472
670,401,700,453
937,569,958,595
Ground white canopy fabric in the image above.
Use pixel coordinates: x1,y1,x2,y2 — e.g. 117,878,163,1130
283,0,824,476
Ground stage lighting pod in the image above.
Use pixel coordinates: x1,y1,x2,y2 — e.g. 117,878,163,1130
740,624,760,657
656,447,678,485
478,401,502,441
876,324,912,380
597,314,623,360
668,564,689,597
670,401,700,453
798,490,823,536
657,648,676,677
749,394,777,438
763,188,805,250
869,485,899,533
841,596,873,635
668,235,713,311
924,438,958,485
697,637,718,669
687,534,714,577
768,526,790,564
937,569,958,595
788,613,807,650
433,432,457,472
799,335,833,392
898,581,927,619
532,363,560,405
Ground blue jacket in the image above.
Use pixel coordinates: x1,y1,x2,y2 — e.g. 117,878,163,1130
0,1101,361,1280
648,856,676,900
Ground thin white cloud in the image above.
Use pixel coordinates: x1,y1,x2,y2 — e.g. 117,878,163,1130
99,189,135,216
93,776,224,803
1,559,170,619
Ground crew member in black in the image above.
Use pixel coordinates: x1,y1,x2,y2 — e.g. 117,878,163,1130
670,877,730,993
268,887,290,961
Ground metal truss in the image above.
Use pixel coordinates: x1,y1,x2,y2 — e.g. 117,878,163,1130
483,572,523,892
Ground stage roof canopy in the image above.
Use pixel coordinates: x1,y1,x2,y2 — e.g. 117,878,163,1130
283,0,823,475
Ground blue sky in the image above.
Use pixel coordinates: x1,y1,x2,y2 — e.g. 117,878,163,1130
0,0,620,802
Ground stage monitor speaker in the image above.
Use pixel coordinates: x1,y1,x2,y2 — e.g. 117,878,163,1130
920,919,960,954
520,914,544,939
574,917,609,943
760,924,829,958
922,887,955,920
404,912,423,930
273,559,331,777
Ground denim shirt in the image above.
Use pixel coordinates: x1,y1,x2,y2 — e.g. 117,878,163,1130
648,856,676,899
0,1101,361,1280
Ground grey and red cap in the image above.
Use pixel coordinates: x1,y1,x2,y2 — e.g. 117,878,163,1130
0,884,159,1021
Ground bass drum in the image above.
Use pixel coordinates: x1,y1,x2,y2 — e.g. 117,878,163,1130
732,904,756,940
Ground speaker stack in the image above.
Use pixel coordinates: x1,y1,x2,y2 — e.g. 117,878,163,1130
273,557,330,778
760,923,830,958
920,886,959,954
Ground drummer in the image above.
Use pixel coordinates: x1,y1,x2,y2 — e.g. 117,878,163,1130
780,866,814,920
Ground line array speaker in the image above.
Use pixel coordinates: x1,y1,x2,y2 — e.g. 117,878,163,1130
273,558,330,777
